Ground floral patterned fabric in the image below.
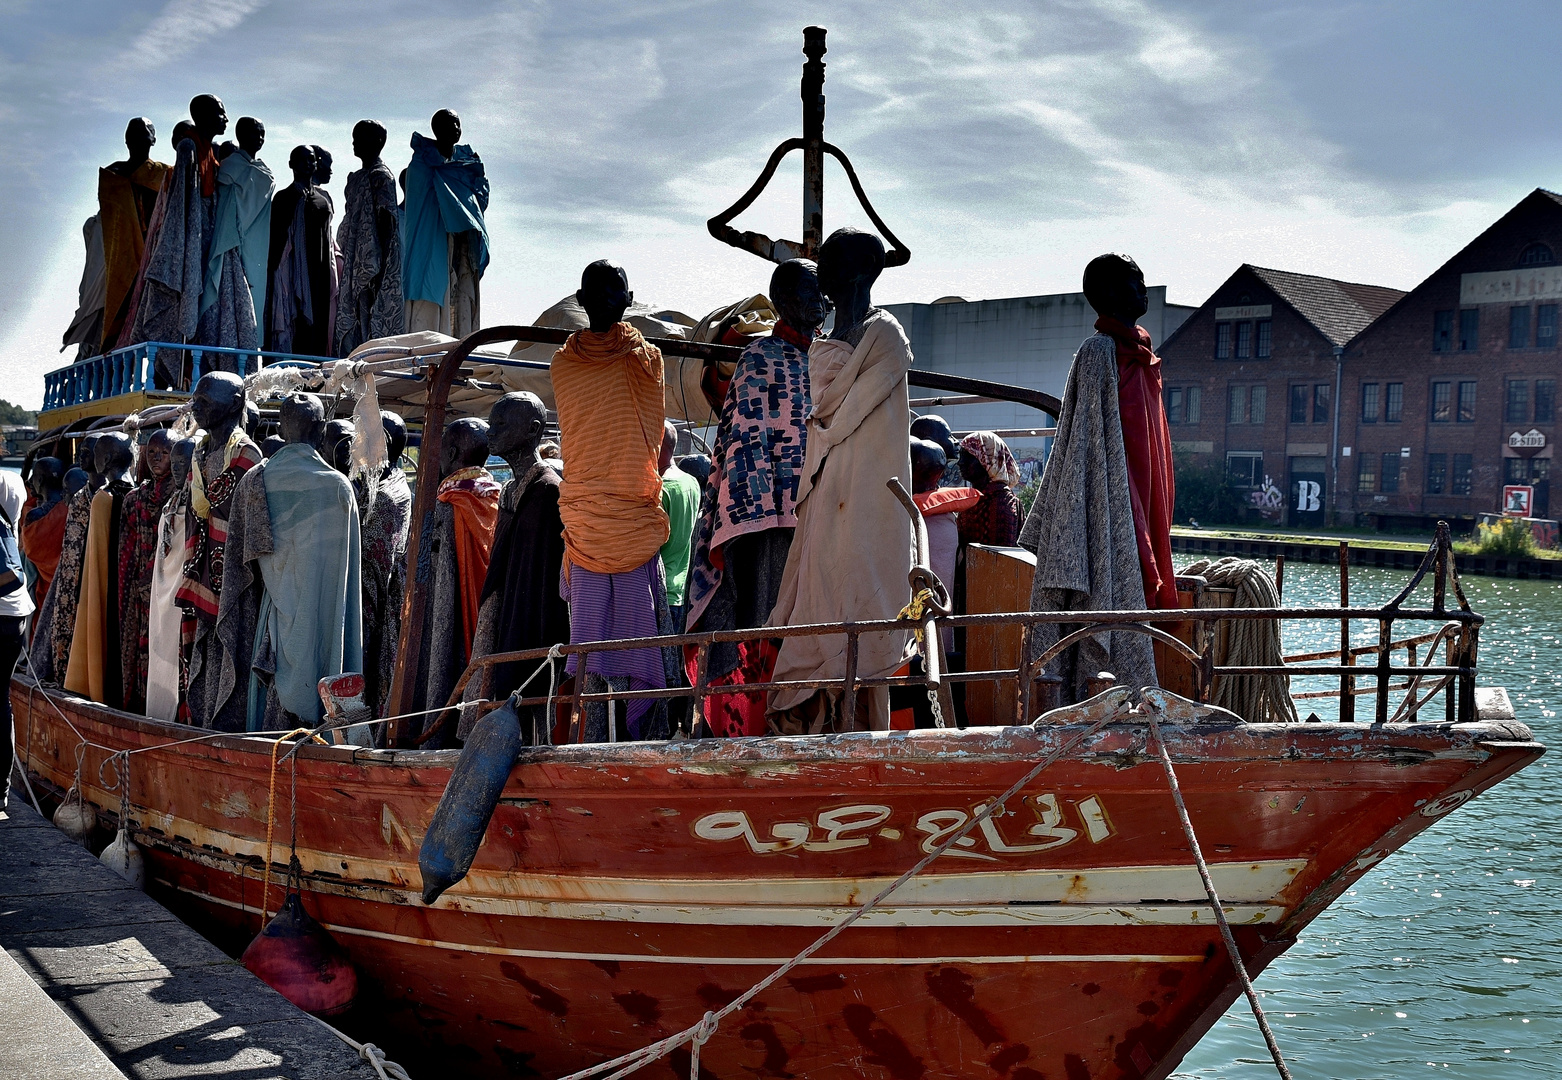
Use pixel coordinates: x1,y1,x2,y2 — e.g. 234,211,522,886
685,334,810,628
117,475,173,713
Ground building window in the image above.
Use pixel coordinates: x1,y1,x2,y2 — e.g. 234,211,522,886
1356,454,1378,492
1250,385,1266,425
1539,304,1558,348
1236,321,1253,359
1506,380,1529,423
1381,452,1400,493
1166,388,1182,424
1227,385,1246,424
1452,453,1473,495
1510,306,1531,349
1458,381,1477,423
1458,309,1479,351
1431,381,1452,423
1385,382,1403,423
1519,242,1556,266
1425,453,1447,494
1184,386,1201,424
1256,319,1272,358
1226,452,1263,489
1361,383,1380,423
1313,383,1332,424
1537,379,1555,423
1215,322,1232,359
1507,457,1551,484
1433,310,1454,352
1289,384,1309,424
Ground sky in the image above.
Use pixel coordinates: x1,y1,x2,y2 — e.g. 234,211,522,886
3,0,1562,409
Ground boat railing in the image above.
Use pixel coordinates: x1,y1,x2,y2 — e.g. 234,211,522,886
416,524,1480,745
41,342,332,412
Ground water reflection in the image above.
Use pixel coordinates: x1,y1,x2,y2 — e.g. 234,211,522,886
1174,564,1558,1077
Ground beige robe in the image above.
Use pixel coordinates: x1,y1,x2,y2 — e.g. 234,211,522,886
145,497,189,722
768,311,914,730
405,232,480,338
64,490,116,703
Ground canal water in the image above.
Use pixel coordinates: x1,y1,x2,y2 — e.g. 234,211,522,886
1174,563,1559,1078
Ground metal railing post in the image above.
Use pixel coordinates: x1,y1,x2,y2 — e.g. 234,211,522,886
1338,541,1355,722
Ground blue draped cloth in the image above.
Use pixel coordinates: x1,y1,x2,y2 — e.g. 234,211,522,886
401,132,489,306
246,443,363,728
201,149,274,328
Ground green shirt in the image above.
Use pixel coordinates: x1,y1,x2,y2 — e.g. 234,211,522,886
659,467,701,607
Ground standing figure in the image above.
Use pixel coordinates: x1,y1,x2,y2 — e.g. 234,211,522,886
358,412,412,718
41,435,106,682
178,373,264,727
408,418,500,745
199,116,273,353
100,118,172,349
910,415,963,489
551,261,672,742
20,457,67,611
335,120,405,356
219,394,362,731
65,433,137,707
145,439,195,722
1017,253,1172,703
684,258,821,737
117,430,178,714
768,229,914,733
956,431,1023,548
0,469,35,810
658,421,700,632
62,214,107,362
911,438,978,657
266,146,335,356
465,393,569,744
126,124,205,385
402,109,488,337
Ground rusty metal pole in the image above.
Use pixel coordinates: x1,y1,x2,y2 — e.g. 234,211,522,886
801,26,827,257
1338,541,1355,722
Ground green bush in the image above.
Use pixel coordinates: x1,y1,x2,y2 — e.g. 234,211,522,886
1173,454,1245,526
1463,516,1539,558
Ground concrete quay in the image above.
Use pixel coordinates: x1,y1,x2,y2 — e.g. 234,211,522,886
0,799,382,1080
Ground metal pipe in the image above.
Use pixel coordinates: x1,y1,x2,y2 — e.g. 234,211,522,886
1339,541,1355,722
801,27,827,255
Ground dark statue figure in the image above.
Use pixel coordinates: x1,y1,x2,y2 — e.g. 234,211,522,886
280,393,328,448
235,116,265,158
191,371,246,446
266,144,334,356
335,119,405,356
28,457,65,507
819,227,886,342
577,260,632,332
440,418,490,479
95,432,136,487
324,419,355,474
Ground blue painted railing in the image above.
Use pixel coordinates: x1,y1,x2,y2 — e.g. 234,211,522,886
41,342,330,413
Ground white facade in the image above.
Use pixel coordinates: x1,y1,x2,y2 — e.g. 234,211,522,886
886,286,1194,458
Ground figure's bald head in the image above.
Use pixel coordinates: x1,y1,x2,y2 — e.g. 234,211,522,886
488,394,546,461
278,393,327,448
577,260,632,332
440,417,490,478
817,228,885,302
380,410,408,466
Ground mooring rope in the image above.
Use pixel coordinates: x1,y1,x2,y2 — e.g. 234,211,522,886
553,705,1126,1080
1145,710,1294,1080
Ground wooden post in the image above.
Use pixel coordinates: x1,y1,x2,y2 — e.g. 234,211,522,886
1339,541,1354,722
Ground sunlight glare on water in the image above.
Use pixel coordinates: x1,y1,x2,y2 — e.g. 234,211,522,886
1173,563,1558,1078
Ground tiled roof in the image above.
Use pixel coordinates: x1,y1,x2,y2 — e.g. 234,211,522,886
1246,265,1407,347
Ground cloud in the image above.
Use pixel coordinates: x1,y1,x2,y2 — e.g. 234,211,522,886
111,0,270,73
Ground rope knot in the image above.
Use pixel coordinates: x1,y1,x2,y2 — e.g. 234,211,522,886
692,1010,719,1046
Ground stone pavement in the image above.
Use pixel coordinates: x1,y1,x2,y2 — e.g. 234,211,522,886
0,799,381,1079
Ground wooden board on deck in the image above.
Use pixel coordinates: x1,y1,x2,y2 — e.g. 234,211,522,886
964,544,1036,726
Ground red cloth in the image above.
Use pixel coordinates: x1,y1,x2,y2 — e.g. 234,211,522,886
20,497,68,599
1096,316,1179,610
685,639,779,737
913,487,982,516
437,468,501,661
193,135,219,198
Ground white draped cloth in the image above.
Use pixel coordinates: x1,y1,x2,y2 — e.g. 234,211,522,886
145,495,188,722
768,311,914,730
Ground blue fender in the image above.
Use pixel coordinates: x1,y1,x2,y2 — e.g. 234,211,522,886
418,696,522,904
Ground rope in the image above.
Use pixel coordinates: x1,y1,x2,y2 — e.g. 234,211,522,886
261,728,325,922
554,704,1126,1080
1145,711,1294,1080
300,1010,413,1080
897,586,948,729
1179,558,1298,724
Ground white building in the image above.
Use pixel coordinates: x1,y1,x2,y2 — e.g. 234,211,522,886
886,287,1194,459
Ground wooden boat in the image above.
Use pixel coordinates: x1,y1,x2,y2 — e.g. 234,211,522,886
14,27,1544,1080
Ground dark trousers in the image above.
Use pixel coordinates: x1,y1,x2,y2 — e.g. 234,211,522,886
0,615,26,807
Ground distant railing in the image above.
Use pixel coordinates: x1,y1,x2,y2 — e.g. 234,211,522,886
41,342,328,413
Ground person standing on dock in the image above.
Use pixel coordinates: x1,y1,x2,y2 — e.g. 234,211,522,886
551,260,673,742
0,469,35,810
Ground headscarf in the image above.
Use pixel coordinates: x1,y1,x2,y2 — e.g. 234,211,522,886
959,430,1021,487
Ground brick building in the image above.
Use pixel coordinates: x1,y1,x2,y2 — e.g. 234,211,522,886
1157,265,1405,527
1338,189,1562,527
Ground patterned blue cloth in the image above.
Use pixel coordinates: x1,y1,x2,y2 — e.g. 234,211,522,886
685,335,810,627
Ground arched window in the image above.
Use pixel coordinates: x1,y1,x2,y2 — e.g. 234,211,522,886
1519,242,1555,267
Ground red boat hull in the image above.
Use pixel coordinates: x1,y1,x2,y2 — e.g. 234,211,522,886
11,678,1541,1079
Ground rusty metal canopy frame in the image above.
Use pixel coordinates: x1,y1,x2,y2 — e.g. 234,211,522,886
706,27,910,268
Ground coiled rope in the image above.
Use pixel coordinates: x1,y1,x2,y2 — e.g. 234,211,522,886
1179,558,1298,724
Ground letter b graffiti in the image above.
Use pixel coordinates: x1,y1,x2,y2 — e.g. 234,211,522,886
1295,480,1321,512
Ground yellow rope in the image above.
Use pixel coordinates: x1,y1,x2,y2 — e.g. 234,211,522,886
897,586,938,651
260,728,326,923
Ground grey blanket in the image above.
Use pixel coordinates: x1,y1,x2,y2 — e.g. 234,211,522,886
1017,332,1157,702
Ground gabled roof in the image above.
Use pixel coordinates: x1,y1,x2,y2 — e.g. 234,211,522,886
1245,265,1407,348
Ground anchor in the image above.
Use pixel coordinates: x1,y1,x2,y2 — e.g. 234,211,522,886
706,26,910,268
